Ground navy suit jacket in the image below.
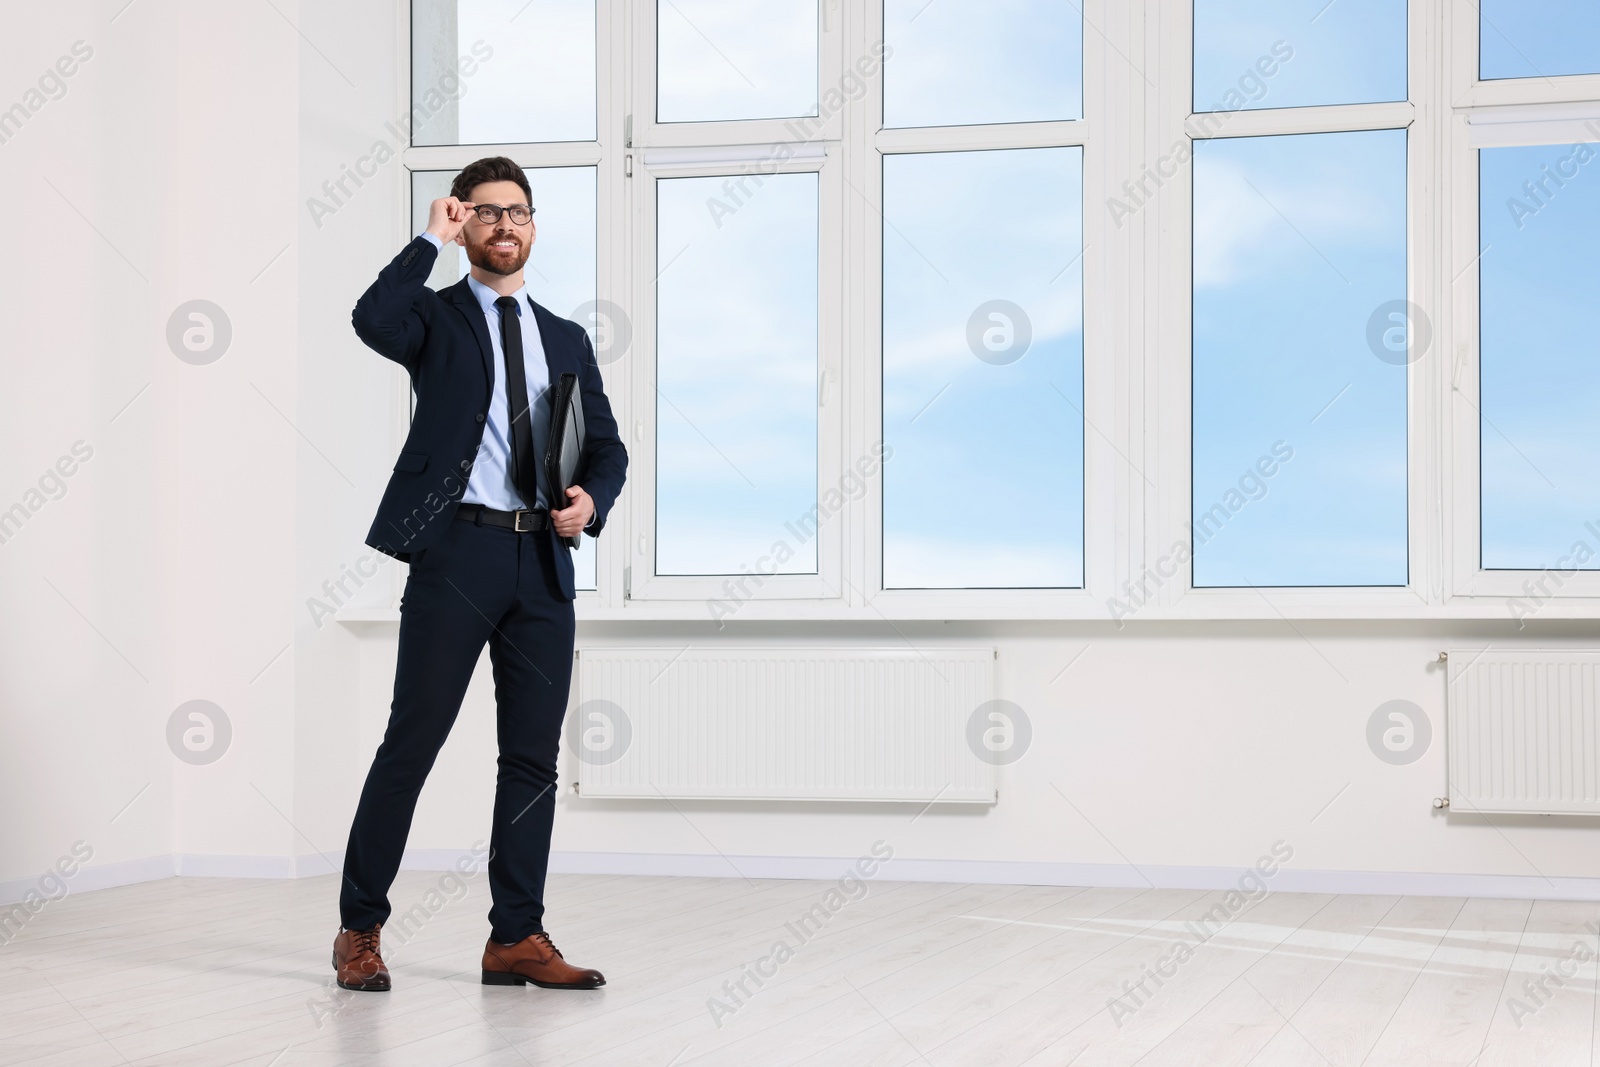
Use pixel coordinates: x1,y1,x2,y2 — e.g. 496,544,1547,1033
351,234,628,601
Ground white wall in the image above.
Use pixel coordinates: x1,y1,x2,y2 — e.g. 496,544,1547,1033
4,1,1600,908
421,620,1600,895
0,0,304,892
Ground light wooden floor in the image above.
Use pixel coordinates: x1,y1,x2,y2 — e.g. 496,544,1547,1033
2,871,1597,1065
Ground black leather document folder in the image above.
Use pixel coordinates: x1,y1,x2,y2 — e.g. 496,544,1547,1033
545,371,587,549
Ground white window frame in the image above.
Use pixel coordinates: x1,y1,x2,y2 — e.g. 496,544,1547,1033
620,1,845,606
861,0,1112,621
625,145,845,605
394,0,621,611
1148,0,1429,622
382,0,1600,624
1443,1,1600,607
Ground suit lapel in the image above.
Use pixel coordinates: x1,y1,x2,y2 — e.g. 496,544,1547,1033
443,278,577,425
441,277,494,387
528,298,571,379
446,278,571,378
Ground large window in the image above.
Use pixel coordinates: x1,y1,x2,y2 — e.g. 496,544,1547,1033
405,2,603,593
880,0,1086,591
1189,0,1410,590
393,2,1600,620
1448,8,1600,599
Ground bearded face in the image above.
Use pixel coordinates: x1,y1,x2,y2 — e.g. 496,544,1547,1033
463,218,532,276
458,180,536,277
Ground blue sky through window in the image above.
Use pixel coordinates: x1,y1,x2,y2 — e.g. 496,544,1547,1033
1480,2,1600,80
1192,129,1408,587
1193,0,1406,112
655,173,820,576
882,147,1084,589
883,0,1081,128
657,0,818,123
1480,142,1600,569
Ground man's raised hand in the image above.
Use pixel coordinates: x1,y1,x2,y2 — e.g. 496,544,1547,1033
425,196,476,244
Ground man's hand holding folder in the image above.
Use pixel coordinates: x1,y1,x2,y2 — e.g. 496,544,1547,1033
550,485,594,542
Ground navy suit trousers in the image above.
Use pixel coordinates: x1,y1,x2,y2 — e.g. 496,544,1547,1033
340,516,574,944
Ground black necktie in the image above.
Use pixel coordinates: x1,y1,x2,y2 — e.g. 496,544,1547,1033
495,296,540,509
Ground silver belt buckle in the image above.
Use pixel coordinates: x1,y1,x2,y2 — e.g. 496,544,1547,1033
513,508,535,532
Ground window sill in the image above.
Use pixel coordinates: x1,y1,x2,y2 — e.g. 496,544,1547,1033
332,592,1600,626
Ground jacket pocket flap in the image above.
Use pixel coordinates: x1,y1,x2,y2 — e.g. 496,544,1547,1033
393,449,429,473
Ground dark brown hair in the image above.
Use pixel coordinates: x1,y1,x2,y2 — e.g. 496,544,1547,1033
450,156,532,205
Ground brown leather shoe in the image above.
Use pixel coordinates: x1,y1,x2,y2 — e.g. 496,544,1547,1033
482,931,605,989
332,924,391,991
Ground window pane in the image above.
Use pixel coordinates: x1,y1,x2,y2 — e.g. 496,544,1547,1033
1193,0,1405,113
655,173,818,575
657,1,817,123
883,148,1084,589
412,0,595,145
1480,142,1600,570
1192,130,1407,587
1481,2,1600,80
410,167,601,590
883,0,1081,128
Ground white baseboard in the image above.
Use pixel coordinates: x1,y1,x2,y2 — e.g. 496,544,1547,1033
174,853,348,880
0,854,178,904
10,850,1600,905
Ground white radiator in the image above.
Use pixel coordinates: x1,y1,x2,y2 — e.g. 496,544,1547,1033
570,647,999,803
1447,649,1600,815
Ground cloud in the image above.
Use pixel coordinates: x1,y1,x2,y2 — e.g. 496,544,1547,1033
1194,132,1405,289
1193,158,1280,289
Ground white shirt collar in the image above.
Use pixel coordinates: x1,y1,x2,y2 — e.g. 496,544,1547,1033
465,273,530,316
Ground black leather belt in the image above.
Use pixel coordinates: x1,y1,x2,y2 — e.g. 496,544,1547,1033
456,502,550,532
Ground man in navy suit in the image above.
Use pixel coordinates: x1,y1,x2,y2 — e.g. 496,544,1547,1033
332,156,626,993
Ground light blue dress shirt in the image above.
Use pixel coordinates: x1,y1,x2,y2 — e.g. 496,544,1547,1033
419,230,583,519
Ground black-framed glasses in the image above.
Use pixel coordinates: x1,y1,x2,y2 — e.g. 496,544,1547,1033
472,203,535,225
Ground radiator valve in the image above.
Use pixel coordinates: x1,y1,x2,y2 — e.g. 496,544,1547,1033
1432,796,1449,809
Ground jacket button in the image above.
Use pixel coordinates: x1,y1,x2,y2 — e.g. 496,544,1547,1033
475,412,486,423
